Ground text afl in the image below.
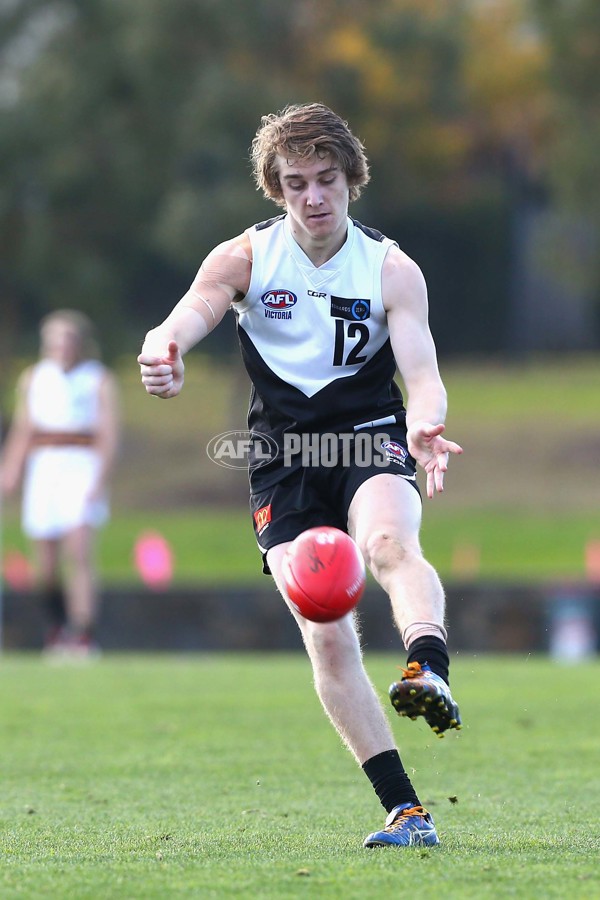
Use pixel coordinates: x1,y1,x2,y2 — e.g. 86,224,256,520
261,289,297,310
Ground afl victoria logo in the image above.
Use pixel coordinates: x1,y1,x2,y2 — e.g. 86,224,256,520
261,289,297,310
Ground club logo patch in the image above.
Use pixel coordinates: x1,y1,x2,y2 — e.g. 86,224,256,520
330,296,371,321
382,440,408,465
261,289,297,319
253,504,272,535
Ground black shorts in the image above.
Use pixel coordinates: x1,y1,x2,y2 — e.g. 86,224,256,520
249,427,420,574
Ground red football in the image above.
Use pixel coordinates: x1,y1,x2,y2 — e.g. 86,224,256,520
281,526,366,622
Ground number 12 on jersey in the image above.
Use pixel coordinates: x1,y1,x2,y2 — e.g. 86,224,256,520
332,320,370,367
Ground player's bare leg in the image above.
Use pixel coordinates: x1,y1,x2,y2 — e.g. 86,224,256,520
349,474,444,637
268,540,440,847
62,524,100,654
348,474,461,735
268,542,397,764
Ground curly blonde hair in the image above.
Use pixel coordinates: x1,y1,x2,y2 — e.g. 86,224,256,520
250,103,370,208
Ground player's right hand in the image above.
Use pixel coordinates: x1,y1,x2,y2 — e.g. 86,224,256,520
137,340,184,399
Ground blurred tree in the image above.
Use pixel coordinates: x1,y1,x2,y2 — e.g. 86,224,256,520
532,0,600,217
298,0,552,352
0,0,598,373
0,0,316,359
532,0,600,320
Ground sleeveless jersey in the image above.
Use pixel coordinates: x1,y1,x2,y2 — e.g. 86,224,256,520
22,359,109,538
27,358,105,432
235,215,406,488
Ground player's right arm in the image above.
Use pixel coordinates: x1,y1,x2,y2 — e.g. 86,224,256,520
0,368,34,495
138,233,252,398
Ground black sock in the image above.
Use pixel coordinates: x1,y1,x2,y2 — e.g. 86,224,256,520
407,635,450,685
362,749,420,814
42,585,67,629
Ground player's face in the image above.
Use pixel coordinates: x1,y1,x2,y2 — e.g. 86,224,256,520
276,152,350,257
41,320,83,370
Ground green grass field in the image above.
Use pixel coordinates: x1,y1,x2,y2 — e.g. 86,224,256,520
2,356,599,585
3,505,600,586
1,653,599,899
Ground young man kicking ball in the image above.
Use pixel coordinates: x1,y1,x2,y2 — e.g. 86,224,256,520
138,103,463,848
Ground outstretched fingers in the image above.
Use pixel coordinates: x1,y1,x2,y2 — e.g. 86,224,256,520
441,438,464,457
423,436,463,498
426,458,446,499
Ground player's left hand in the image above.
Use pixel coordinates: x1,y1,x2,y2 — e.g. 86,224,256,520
407,421,463,499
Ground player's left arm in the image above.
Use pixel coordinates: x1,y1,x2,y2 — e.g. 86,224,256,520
89,370,121,501
382,246,463,498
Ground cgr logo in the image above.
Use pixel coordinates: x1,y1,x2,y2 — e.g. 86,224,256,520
261,289,297,310
206,430,279,470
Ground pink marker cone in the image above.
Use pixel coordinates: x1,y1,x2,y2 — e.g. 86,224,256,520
134,531,173,590
2,550,35,592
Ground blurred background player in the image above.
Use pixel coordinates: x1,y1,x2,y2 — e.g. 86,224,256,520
0,309,120,657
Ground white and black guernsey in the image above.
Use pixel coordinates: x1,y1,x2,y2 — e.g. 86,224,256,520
235,214,407,489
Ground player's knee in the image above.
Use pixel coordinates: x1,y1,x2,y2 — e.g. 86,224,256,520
361,529,421,574
303,616,360,665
